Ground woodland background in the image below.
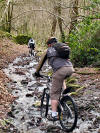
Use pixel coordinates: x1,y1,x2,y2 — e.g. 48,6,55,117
0,0,100,67
0,1,100,132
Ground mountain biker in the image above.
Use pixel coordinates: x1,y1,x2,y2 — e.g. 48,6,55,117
34,37,75,121
28,38,35,50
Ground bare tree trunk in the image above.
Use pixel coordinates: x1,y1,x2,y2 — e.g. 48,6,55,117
69,0,78,34
1,0,14,33
51,0,65,42
7,1,13,33
0,0,11,23
51,1,57,36
57,0,65,42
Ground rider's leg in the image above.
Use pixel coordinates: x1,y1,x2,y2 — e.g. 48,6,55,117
62,80,66,90
31,47,35,56
51,80,66,116
51,67,74,117
51,100,58,117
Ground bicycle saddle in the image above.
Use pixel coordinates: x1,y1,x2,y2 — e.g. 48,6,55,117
62,87,71,94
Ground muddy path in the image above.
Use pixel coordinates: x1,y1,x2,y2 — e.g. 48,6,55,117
3,55,100,133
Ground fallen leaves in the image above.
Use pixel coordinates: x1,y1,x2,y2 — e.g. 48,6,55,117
0,37,28,120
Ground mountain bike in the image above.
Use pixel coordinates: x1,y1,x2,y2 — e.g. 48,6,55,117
29,47,34,56
28,43,35,56
40,75,78,132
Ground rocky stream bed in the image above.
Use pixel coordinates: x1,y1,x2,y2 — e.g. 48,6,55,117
1,54,100,133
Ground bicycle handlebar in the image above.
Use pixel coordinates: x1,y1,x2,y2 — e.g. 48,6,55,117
34,72,52,82
40,74,52,81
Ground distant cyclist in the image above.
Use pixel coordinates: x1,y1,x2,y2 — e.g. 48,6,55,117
28,38,35,56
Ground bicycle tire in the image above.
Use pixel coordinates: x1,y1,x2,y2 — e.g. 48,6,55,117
41,89,49,118
58,95,78,132
29,49,34,56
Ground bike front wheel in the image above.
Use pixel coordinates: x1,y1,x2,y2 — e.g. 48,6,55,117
41,89,49,118
58,95,78,132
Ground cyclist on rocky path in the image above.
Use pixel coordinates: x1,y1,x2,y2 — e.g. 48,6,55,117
34,37,75,121
28,38,35,56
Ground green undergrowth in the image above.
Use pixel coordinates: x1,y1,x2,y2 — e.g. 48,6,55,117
68,17,100,67
13,34,31,45
0,30,32,45
0,31,47,53
0,118,12,128
65,76,85,95
0,30,12,39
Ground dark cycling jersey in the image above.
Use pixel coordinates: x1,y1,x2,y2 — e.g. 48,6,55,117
35,46,73,73
47,47,73,72
28,39,35,49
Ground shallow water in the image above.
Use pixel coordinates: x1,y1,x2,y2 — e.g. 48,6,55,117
3,55,100,133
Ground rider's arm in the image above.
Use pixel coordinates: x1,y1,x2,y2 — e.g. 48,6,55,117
35,50,47,74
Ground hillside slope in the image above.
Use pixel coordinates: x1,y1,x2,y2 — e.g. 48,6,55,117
0,37,28,119
0,37,100,133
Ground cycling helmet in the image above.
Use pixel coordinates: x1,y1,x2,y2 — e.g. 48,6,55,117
29,38,35,44
46,37,57,45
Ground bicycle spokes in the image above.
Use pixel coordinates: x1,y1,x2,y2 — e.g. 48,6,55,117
59,96,78,132
41,92,49,118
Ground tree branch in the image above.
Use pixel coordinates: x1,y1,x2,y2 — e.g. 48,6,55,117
0,8,68,27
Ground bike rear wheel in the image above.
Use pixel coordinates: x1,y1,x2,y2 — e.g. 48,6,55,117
29,48,34,56
58,95,78,132
41,89,49,118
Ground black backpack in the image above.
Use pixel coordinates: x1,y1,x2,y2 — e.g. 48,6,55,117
53,43,70,59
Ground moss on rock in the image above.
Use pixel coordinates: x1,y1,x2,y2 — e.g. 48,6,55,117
14,34,31,45
0,30,12,39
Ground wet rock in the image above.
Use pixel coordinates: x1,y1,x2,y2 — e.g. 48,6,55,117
11,87,17,90
32,101,41,107
93,116,100,126
4,55,100,132
26,93,33,97
28,88,33,91
15,110,20,114
13,59,30,66
13,81,17,83
77,121,92,133
15,71,25,75
28,121,35,126
32,89,42,98
39,123,47,131
21,80,28,85
0,121,19,133
13,100,18,105
11,105,16,112
37,81,44,86
14,90,19,93
28,83,38,88
73,129,80,133
37,93,42,99
47,125,61,133
7,111,15,118
21,116,25,121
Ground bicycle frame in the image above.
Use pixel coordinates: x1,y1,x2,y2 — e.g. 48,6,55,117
40,75,78,132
